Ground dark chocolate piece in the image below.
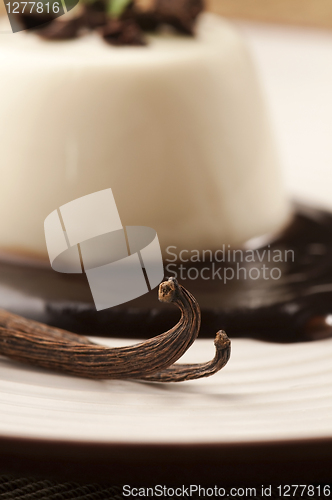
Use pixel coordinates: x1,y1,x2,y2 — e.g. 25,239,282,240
101,18,146,45
133,10,160,31
16,0,204,44
155,0,204,34
83,1,108,29
37,16,85,40
15,12,58,31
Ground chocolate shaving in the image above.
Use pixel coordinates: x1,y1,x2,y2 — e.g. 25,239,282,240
155,0,204,34
15,12,57,31
83,0,108,29
132,10,160,31
20,0,204,45
101,18,146,45
37,16,85,40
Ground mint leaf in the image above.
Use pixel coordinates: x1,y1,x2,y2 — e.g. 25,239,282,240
108,0,132,17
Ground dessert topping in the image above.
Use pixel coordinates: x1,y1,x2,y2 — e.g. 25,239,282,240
17,0,205,45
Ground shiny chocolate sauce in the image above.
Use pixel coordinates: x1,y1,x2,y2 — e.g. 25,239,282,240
1,204,332,343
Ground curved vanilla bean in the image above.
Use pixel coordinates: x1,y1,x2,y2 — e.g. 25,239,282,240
0,278,231,381
139,330,231,382
0,309,94,345
0,278,201,379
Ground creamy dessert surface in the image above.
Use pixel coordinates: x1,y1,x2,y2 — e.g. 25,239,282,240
0,13,290,258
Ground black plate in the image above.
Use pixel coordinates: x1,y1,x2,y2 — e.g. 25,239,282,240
1,204,332,343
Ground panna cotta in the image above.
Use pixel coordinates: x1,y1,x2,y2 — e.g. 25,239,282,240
0,13,290,259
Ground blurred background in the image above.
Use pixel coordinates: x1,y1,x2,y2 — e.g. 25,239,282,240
218,3,332,213
208,0,332,29
202,0,332,213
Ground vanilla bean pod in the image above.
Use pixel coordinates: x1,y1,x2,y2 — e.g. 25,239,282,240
139,330,230,382
0,278,199,379
0,278,230,381
0,309,95,345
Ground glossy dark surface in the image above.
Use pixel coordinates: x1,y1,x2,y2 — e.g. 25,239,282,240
1,204,332,342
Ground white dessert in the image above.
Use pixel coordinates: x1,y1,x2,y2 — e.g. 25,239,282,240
0,13,290,259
